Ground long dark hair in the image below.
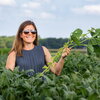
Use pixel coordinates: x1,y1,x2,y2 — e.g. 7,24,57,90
10,20,38,56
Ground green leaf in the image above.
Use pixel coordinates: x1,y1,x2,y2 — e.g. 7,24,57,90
91,38,100,45
96,38,100,45
23,81,32,90
80,34,87,38
87,44,94,54
71,35,80,45
9,93,15,100
79,98,87,100
0,95,4,100
88,92,99,100
45,97,53,100
89,28,100,37
95,28,100,36
88,28,96,37
71,73,78,81
70,29,83,45
89,38,98,45
93,45,100,57
72,28,83,39
44,75,54,85
43,66,49,69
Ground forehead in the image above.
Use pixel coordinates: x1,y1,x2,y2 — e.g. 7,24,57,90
24,25,35,30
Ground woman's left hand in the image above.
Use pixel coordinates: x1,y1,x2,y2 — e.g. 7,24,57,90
61,48,71,59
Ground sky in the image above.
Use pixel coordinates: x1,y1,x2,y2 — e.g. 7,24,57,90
0,0,100,38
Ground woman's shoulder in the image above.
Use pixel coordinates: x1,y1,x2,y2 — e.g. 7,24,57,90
41,46,50,55
8,51,16,57
42,46,48,51
35,45,50,55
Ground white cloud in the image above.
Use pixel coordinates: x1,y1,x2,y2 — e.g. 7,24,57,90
0,0,15,6
22,2,41,9
40,12,56,19
72,4,100,15
24,9,33,17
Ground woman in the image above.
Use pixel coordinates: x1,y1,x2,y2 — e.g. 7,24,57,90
6,20,71,76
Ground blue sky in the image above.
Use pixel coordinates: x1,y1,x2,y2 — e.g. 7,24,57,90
0,0,100,38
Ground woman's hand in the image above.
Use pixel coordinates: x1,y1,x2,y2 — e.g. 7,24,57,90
61,48,71,59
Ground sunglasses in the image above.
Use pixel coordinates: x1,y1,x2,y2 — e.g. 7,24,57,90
23,30,37,35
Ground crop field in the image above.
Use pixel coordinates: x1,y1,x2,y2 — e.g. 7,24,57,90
0,51,100,100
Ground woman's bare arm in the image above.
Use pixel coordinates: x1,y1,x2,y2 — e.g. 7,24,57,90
42,46,71,75
5,51,16,71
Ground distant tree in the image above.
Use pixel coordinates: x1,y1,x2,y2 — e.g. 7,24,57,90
6,41,13,48
0,36,14,48
39,38,68,49
0,40,6,48
0,35,87,49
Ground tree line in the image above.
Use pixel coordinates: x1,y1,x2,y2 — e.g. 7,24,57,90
0,36,86,49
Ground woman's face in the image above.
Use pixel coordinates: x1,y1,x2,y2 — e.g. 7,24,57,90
20,25,36,44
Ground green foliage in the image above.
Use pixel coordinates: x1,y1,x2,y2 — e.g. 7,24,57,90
65,28,100,58
0,36,14,48
0,48,10,55
71,28,82,45
88,28,100,57
0,53,100,100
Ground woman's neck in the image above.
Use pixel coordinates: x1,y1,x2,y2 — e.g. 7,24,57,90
23,43,35,50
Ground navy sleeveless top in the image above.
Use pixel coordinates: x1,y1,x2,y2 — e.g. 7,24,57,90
15,46,47,76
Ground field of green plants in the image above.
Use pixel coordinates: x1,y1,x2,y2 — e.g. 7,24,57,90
0,28,100,100
0,52,100,100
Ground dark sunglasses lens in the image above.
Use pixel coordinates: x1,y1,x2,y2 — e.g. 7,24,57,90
31,31,36,34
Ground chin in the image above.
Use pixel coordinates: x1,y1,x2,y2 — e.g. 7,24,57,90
24,40,34,44
27,41,34,44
